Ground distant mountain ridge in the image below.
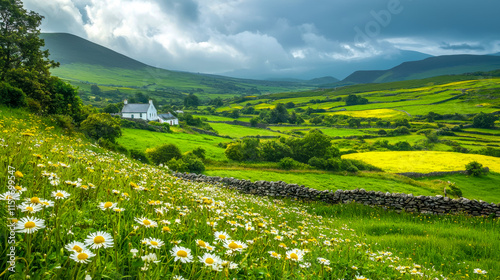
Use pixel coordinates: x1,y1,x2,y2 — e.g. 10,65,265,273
343,54,500,84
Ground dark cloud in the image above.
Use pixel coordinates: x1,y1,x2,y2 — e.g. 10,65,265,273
21,0,500,79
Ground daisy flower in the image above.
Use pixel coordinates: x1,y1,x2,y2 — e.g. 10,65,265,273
141,253,160,263
0,191,20,201
170,246,193,263
135,217,158,228
198,253,222,268
317,257,330,266
268,251,281,259
172,276,186,280
98,202,117,211
16,217,45,234
18,202,43,213
142,238,165,249
71,249,95,264
113,207,125,213
13,185,27,193
65,241,87,253
40,199,55,208
85,231,114,249
223,240,247,252
473,268,487,274
51,190,70,200
286,248,305,262
355,275,369,280
195,239,208,248
214,231,230,242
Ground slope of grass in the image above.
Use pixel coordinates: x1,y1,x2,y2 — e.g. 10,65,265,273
0,106,499,279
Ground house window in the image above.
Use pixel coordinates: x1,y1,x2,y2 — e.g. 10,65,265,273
131,114,134,119
140,113,142,118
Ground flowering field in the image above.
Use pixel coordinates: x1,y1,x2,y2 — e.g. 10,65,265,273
342,151,500,174
326,109,408,119
0,109,497,279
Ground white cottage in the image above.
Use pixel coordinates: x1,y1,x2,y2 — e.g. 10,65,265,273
121,99,158,121
158,112,179,126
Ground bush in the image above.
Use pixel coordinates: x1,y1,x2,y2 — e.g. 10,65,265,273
146,143,182,165
472,112,497,129
340,159,359,172
81,113,122,142
130,149,150,163
225,143,244,161
308,157,328,169
167,158,189,173
278,157,298,170
98,138,129,156
0,82,26,107
465,161,488,176
183,154,205,173
52,114,75,133
445,182,463,198
192,147,206,160
260,141,292,162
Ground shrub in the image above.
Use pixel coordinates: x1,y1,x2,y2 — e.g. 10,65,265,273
167,158,189,173
130,149,150,163
472,112,497,129
340,159,359,172
81,113,122,142
0,82,26,108
225,143,244,161
465,161,488,176
192,147,206,160
445,182,463,198
146,143,182,165
278,157,298,170
308,157,327,169
183,154,205,173
98,138,129,156
52,115,75,133
260,141,291,162
326,158,342,171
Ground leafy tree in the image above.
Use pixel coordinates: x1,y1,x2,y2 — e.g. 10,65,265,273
278,157,297,170
250,117,259,127
192,147,206,160
103,103,121,114
465,161,488,177
80,113,121,142
269,103,289,124
225,143,244,161
0,81,25,107
146,143,182,165
184,93,199,108
285,102,295,109
208,97,224,107
134,92,149,103
394,118,411,128
260,141,291,162
91,85,102,96
345,94,368,106
287,129,332,163
230,109,240,119
472,112,497,129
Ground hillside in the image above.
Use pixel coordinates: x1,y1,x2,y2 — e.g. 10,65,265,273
40,33,314,105
343,54,500,84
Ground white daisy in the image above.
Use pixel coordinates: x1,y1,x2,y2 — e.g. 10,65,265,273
39,199,55,208
170,246,193,263
18,202,43,213
141,253,160,263
98,202,117,211
16,216,45,234
473,268,487,275
71,249,95,264
317,257,330,266
0,191,20,201
198,253,222,268
214,231,230,242
65,241,87,253
51,190,70,200
135,217,158,228
142,238,165,249
223,240,247,252
268,251,281,259
84,231,114,249
286,248,305,262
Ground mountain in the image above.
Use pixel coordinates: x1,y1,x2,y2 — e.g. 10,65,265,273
343,54,500,84
39,33,314,105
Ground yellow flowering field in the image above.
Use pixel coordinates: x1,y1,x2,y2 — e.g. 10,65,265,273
343,151,500,173
328,109,408,119
0,110,497,279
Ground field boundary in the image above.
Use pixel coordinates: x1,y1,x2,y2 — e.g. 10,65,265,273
175,172,500,217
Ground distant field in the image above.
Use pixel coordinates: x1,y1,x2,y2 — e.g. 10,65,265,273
209,123,285,138
118,128,229,160
325,109,409,119
342,151,500,173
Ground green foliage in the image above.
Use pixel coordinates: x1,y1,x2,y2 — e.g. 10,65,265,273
287,129,332,163
103,103,121,113
259,141,291,162
146,143,182,165
129,149,150,163
80,113,121,142
166,157,189,173
224,142,244,161
269,103,289,124
0,81,26,107
278,157,298,170
345,94,368,106
465,161,488,177
97,137,128,155
192,147,206,160
472,112,497,129
184,93,199,108
445,182,463,198
182,153,205,173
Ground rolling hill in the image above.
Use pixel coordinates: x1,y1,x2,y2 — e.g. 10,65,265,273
343,54,500,84
40,33,315,105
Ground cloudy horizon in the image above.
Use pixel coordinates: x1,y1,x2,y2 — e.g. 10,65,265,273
23,0,500,79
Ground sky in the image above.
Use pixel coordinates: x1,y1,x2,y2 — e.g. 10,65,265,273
23,0,500,80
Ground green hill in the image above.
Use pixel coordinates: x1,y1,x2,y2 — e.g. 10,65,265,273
343,54,500,84
40,33,314,105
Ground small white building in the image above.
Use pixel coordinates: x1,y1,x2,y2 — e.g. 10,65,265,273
158,112,179,126
121,99,158,121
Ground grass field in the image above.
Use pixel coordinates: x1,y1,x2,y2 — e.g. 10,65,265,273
342,151,500,173
209,123,285,138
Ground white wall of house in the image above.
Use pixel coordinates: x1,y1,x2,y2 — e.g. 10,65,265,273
146,105,157,121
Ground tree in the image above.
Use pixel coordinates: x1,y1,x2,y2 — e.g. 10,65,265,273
465,161,488,177
260,141,291,162
146,143,182,165
184,93,199,108
91,85,102,96
269,103,289,124
472,112,497,129
0,81,25,107
287,129,332,163
80,113,121,142
345,94,368,106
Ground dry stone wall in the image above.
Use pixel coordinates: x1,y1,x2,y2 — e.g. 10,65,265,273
174,172,500,217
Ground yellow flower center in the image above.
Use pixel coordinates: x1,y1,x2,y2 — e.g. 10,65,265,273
143,220,151,226
104,202,113,208
77,253,89,260
162,226,170,232
205,258,214,264
26,206,34,212
31,197,40,204
228,241,239,249
258,223,264,227
73,245,83,253
25,221,36,229
150,241,159,246
15,186,22,190
42,202,49,205
197,240,206,247
176,250,188,258
272,252,278,257
94,236,105,244
6,195,12,200
81,185,88,189
56,192,64,197
218,235,226,240
290,253,298,260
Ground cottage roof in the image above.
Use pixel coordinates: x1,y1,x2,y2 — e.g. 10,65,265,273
121,103,150,113
159,112,177,120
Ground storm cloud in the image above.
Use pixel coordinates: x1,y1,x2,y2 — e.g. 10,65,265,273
22,0,500,79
